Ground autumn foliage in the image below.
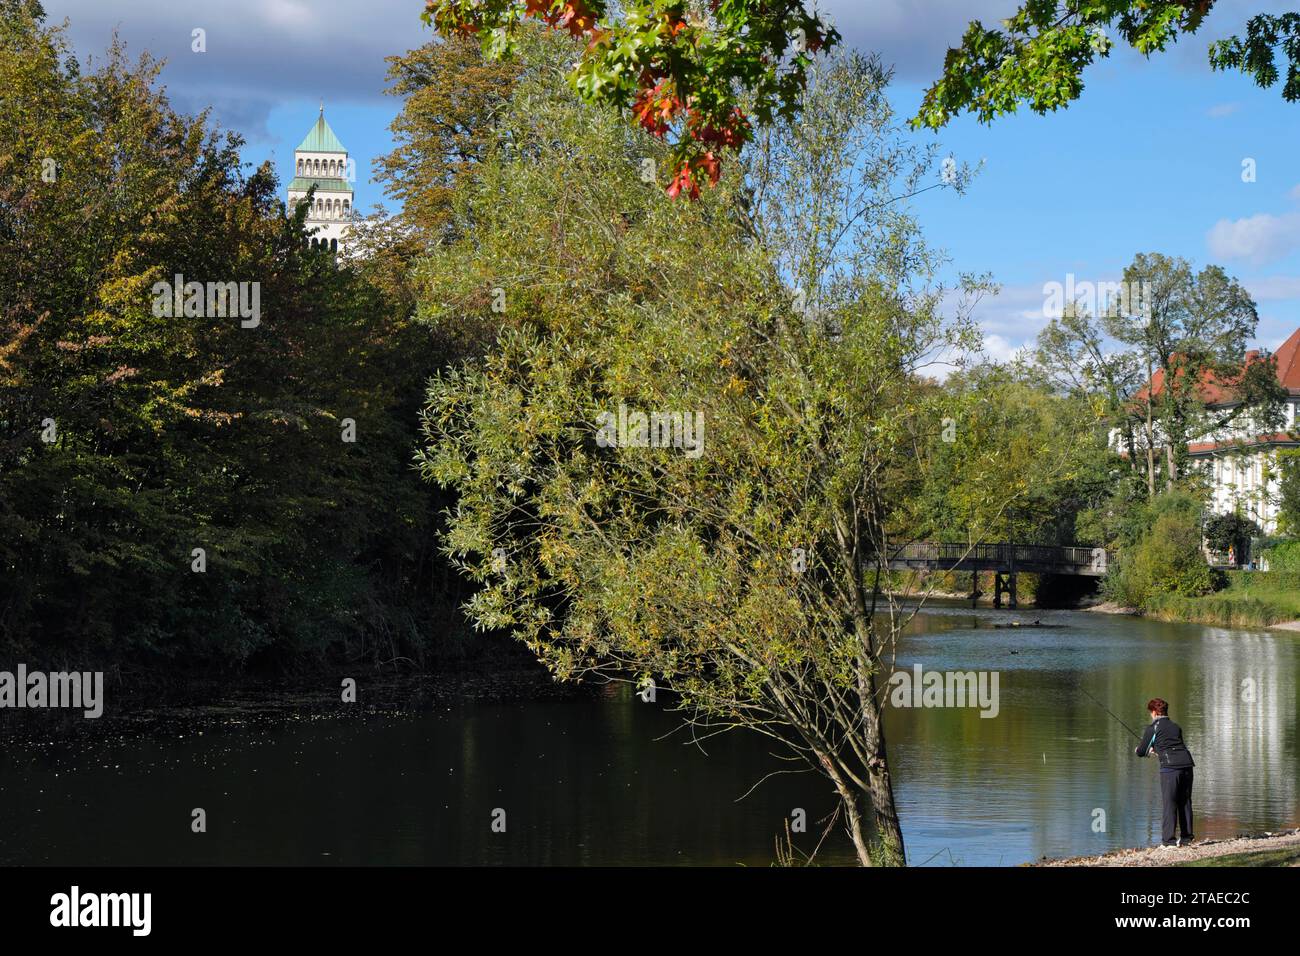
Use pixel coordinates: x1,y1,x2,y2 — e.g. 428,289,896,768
421,1,836,198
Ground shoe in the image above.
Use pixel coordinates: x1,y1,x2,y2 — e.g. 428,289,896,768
1178,837,1194,847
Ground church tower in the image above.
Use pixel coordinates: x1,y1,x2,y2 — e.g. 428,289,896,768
287,105,354,254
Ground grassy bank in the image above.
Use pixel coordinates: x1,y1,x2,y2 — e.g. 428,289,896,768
1143,571,1300,628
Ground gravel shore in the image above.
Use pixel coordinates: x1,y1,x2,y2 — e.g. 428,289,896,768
1036,829,1300,866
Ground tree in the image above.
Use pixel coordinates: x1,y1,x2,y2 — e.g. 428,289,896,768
908,360,1115,547
1276,449,1300,537
375,34,521,242
1,10,446,665
349,35,522,319
1101,253,1281,494
1204,511,1260,560
416,35,1007,865
1102,489,1218,606
1034,304,1142,468
916,2,1300,129
420,1,838,197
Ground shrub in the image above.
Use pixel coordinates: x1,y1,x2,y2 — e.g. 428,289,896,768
1103,503,1218,607
1261,540,1300,572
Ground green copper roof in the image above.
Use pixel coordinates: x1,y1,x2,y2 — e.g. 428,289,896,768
296,111,347,154
288,176,353,193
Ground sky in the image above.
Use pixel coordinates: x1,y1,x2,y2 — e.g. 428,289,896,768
42,0,1300,360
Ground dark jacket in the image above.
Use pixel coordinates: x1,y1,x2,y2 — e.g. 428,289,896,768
1135,716,1195,771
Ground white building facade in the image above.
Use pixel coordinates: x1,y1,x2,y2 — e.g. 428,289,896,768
1189,400,1299,535
286,107,354,254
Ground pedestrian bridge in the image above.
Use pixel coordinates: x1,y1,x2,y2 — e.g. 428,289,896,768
883,542,1111,577
880,542,1112,608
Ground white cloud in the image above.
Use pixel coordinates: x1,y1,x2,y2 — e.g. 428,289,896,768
980,332,1030,364
1206,211,1300,265
807,1,1014,79
1206,102,1240,118
1243,275,1300,301
45,0,426,139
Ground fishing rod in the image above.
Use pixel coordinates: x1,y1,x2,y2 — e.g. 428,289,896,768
1079,686,1142,740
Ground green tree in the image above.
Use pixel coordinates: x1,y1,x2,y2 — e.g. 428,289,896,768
908,360,1115,547
1,9,444,665
1276,449,1300,536
1204,511,1259,559
1103,490,1217,606
916,2,1300,129
351,34,521,324
1034,305,1142,468
417,35,1029,865
1104,253,1280,494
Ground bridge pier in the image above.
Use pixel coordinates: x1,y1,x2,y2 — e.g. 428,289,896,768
993,571,1018,609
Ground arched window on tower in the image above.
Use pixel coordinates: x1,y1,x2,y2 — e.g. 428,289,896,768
342,199,350,218
330,238,338,252
333,199,341,218
296,159,303,176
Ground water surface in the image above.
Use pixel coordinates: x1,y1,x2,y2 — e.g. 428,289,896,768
2,606,1297,866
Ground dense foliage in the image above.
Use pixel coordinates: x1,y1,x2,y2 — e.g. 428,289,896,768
413,28,1030,863
917,2,1300,129
906,361,1115,547
1102,491,1219,607
0,10,452,669
421,0,838,197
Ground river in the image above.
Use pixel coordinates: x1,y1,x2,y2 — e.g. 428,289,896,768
2,604,1297,866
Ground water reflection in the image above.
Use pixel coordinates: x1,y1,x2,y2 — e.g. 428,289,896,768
890,605,1300,864
0,606,1296,866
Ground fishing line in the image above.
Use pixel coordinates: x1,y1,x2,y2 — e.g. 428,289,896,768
1079,685,1142,740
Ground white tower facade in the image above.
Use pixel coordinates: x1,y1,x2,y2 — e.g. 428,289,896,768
287,106,354,254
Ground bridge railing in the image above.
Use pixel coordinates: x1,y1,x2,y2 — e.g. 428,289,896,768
882,541,1111,573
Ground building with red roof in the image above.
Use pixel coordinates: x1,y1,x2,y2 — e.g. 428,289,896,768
1114,327,1300,536
1183,327,1300,534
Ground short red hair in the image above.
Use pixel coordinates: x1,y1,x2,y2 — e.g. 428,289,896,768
1146,698,1169,716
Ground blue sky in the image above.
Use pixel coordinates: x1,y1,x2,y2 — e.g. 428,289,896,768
45,0,1300,359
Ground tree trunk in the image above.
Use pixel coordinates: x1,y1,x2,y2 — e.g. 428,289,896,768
860,685,906,865
830,773,874,867
1145,355,1157,498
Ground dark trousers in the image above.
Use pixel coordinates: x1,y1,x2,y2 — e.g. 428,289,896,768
1160,768,1194,844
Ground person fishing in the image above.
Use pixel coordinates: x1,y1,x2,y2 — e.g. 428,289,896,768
1134,697,1196,847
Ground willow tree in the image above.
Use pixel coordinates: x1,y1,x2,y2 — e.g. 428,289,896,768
417,34,995,865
